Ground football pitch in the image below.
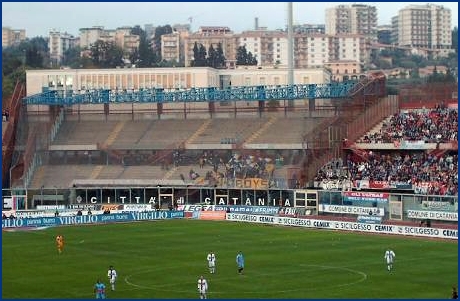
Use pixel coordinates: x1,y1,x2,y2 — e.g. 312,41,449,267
2,219,458,299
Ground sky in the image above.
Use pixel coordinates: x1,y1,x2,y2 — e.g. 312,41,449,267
2,2,458,38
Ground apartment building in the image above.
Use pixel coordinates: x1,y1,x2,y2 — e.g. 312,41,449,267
237,30,288,67
115,27,139,54
184,26,236,67
161,32,181,63
394,4,452,57
295,34,331,68
334,34,366,63
2,27,26,48
79,26,105,49
48,30,79,65
325,4,377,43
79,26,139,54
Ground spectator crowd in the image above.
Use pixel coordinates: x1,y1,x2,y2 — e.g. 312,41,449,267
359,105,458,143
315,103,458,196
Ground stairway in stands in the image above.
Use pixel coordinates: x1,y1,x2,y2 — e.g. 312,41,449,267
184,119,212,145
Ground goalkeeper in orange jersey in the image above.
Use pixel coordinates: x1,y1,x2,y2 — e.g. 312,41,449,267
56,235,64,254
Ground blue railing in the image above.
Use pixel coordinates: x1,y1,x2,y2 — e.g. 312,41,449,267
24,82,357,105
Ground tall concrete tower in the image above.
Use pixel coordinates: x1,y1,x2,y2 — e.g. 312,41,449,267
287,2,294,87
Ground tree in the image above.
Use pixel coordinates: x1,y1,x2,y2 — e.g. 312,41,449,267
62,46,83,68
90,40,123,68
2,37,49,99
207,44,217,68
192,42,207,67
236,46,257,66
236,46,248,65
131,25,156,67
247,52,257,65
452,27,458,53
215,43,226,68
426,66,456,83
23,37,49,68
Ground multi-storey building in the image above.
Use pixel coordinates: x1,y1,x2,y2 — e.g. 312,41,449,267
115,27,139,54
295,34,331,68
48,30,79,65
161,32,181,63
394,4,452,57
334,34,365,63
2,27,26,48
79,26,105,49
237,30,288,67
325,4,377,43
391,16,399,45
172,24,191,64
79,26,139,54
296,33,369,69
184,26,236,67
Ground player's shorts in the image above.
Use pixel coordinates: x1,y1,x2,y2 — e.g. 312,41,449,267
208,262,215,268
96,293,106,299
110,278,116,284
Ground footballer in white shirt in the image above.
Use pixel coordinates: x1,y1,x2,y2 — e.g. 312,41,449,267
384,249,395,271
197,275,208,299
107,265,118,290
207,251,216,274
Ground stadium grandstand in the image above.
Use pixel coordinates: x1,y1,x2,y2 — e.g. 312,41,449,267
2,66,457,230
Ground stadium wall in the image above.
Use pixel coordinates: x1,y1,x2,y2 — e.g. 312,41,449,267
2,187,457,229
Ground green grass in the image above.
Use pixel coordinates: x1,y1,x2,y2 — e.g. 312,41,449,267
2,219,458,299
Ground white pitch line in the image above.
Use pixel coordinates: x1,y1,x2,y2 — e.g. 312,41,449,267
124,264,368,295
